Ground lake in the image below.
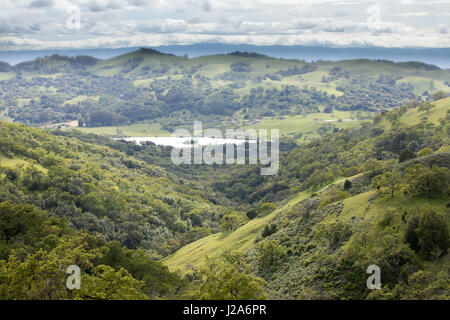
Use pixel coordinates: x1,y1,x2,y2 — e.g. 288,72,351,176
116,136,256,148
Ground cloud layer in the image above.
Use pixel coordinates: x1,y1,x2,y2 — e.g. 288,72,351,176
1,0,449,50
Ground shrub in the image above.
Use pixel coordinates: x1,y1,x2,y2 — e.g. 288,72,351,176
261,223,277,238
246,208,258,220
416,210,449,260
257,240,287,273
220,212,243,232
343,179,352,190
417,148,433,158
399,149,416,163
259,203,276,215
432,90,448,101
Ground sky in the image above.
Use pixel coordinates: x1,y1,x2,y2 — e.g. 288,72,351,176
0,0,449,50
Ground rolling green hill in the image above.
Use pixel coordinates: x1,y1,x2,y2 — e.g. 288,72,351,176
1,49,448,140
0,50,449,300
163,97,450,299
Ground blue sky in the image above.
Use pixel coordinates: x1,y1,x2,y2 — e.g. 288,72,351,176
1,0,449,50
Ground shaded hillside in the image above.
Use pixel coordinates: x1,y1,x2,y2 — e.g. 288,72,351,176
0,121,224,256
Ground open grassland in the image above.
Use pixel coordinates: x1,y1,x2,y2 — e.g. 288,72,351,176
400,97,450,126
242,111,362,141
397,77,449,95
75,110,363,142
0,72,14,81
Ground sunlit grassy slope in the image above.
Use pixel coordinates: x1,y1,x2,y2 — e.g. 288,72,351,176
377,96,450,130
400,97,450,126
339,190,448,224
397,77,449,95
0,155,47,173
163,191,309,272
89,51,448,97
162,175,357,272
242,111,361,141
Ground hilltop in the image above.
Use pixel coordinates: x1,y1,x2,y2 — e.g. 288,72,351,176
0,49,448,140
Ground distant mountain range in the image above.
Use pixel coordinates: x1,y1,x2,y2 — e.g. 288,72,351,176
1,43,450,68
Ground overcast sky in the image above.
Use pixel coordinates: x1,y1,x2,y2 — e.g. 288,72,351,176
1,0,449,50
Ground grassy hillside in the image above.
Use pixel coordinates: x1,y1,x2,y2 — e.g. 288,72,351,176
1,49,447,137
162,97,449,299
399,97,450,126
0,50,449,300
163,191,309,272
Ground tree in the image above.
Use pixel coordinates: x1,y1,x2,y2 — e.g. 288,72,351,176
261,223,277,238
399,149,416,163
418,103,434,113
360,158,385,175
257,240,287,273
74,265,147,300
343,179,352,190
372,170,402,197
405,215,420,251
188,252,267,300
0,234,102,300
416,210,449,260
246,208,258,220
344,230,418,286
259,203,276,215
432,90,448,101
220,212,243,232
403,165,449,198
98,242,185,298
316,220,352,248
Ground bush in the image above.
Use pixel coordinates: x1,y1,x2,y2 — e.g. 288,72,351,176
432,90,448,101
417,148,433,158
220,212,243,232
416,210,449,260
343,179,352,190
406,209,449,260
246,208,258,220
257,240,287,273
259,203,276,215
316,220,352,248
261,223,278,238
399,149,416,163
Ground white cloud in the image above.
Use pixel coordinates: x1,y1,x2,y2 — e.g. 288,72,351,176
0,0,449,49
438,24,448,34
